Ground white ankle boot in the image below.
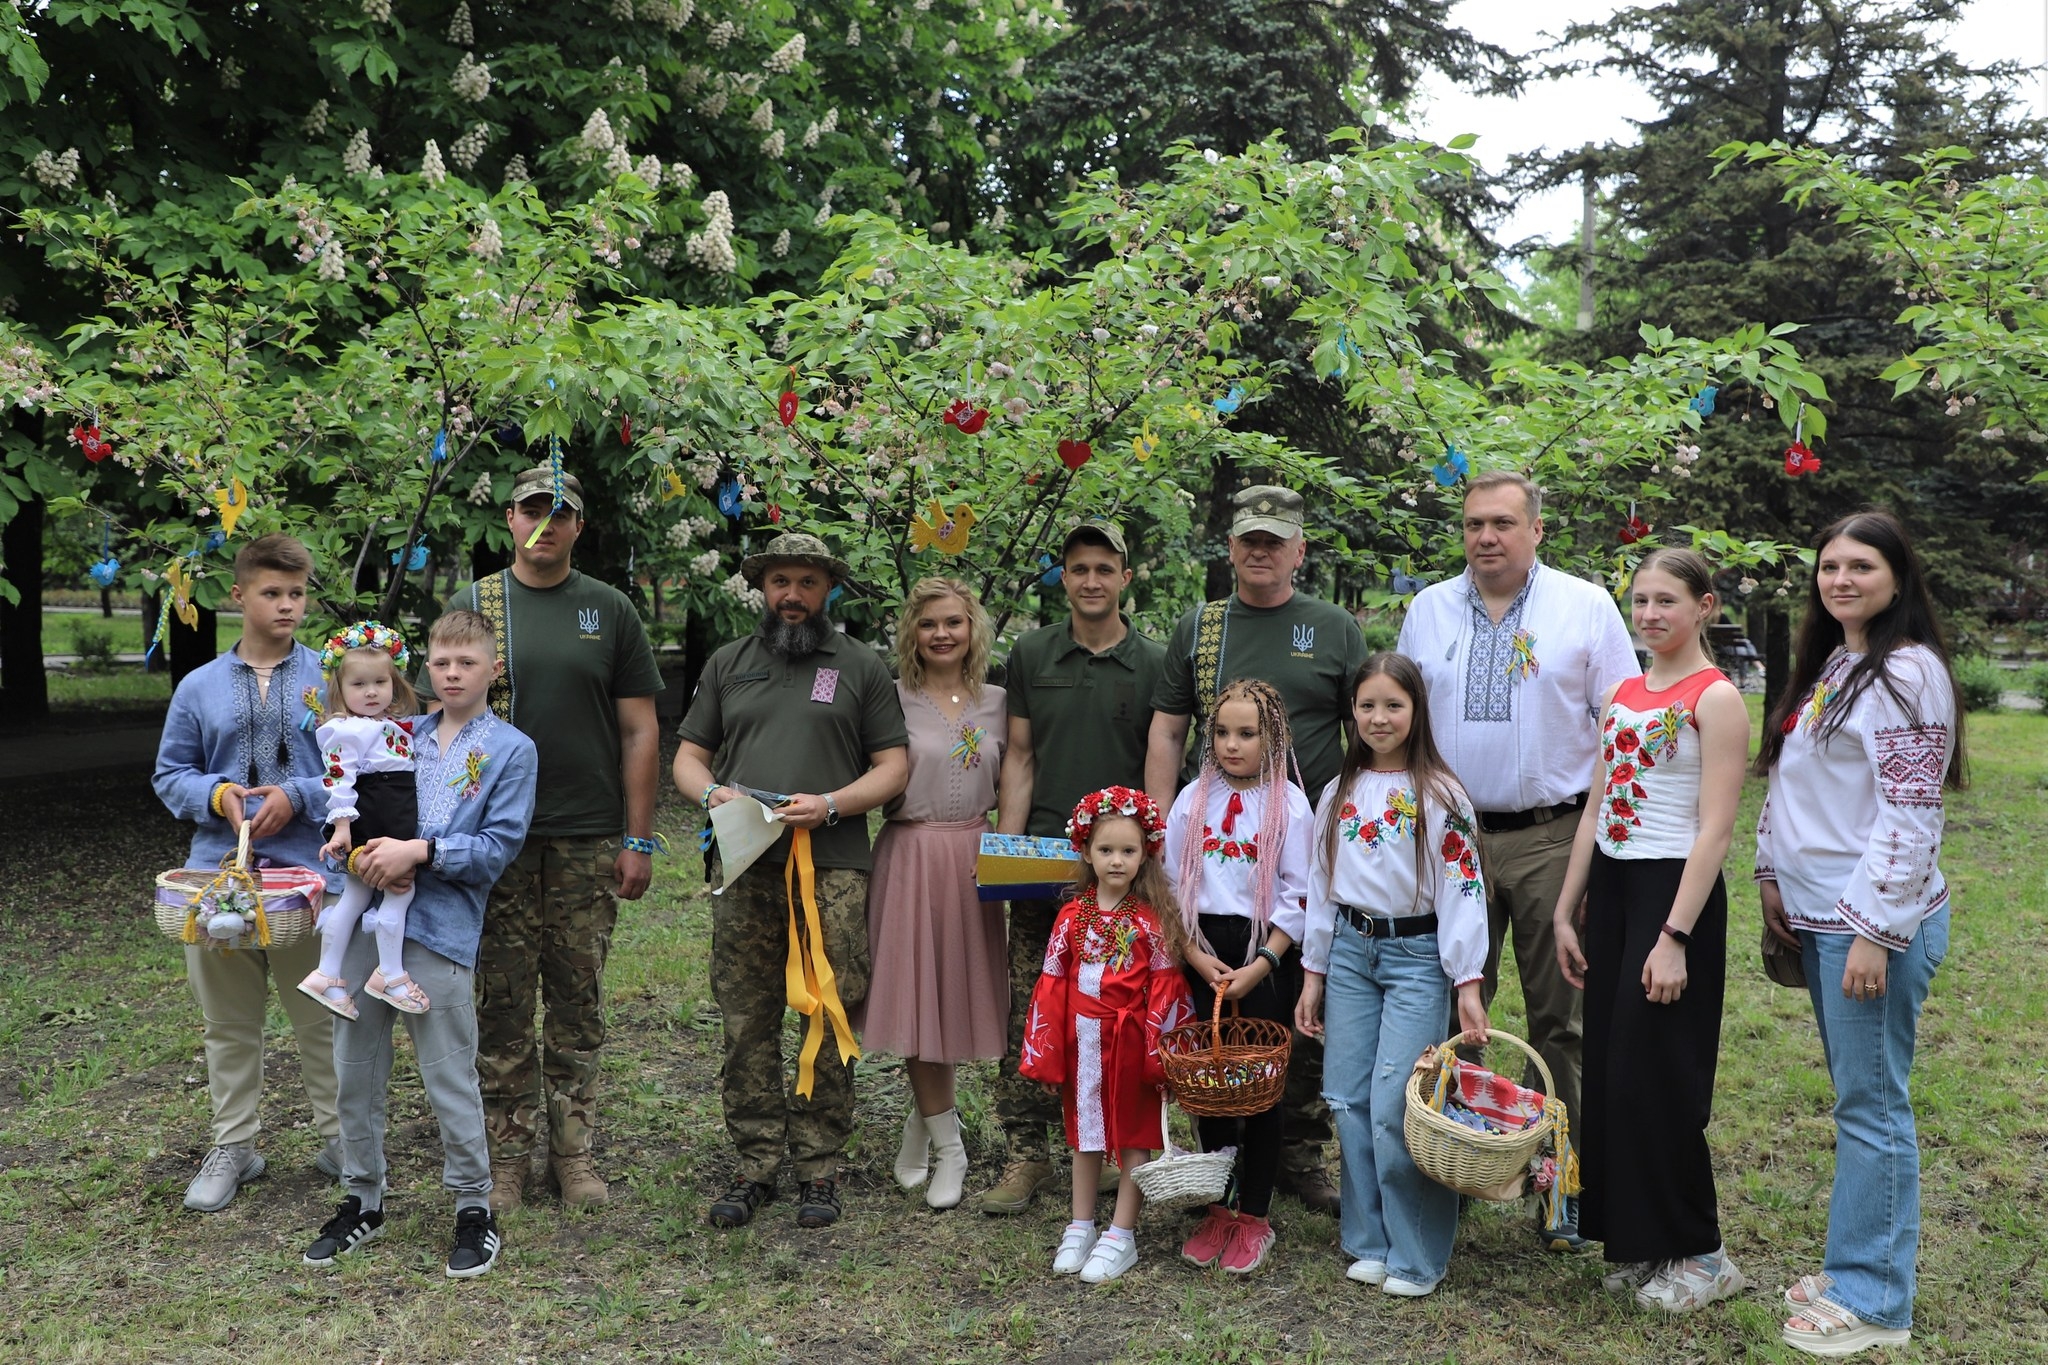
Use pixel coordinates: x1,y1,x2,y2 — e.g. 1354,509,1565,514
893,1107,930,1190
924,1108,968,1210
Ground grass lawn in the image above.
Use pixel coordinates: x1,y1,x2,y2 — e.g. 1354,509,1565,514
44,668,175,710
1,711,2042,1363
42,610,156,657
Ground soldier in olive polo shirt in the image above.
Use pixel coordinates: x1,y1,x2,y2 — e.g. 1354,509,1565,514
1145,484,1369,1214
674,533,909,1232
979,518,1167,1214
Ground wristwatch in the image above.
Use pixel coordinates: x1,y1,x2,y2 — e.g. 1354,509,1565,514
823,794,841,827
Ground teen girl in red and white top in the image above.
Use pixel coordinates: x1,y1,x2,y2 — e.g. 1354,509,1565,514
1754,511,1965,1357
1554,548,1750,1313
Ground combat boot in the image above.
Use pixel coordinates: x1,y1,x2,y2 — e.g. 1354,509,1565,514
487,1156,526,1214
552,1151,610,1209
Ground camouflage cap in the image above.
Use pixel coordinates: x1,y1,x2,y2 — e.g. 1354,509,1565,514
1229,485,1305,539
740,531,853,586
1060,518,1128,558
508,465,586,514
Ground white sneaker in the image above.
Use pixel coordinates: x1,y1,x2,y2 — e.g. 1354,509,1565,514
1635,1251,1749,1313
1052,1224,1098,1274
184,1143,266,1212
1346,1258,1389,1286
1080,1231,1139,1284
1383,1273,1441,1298
1602,1260,1658,1295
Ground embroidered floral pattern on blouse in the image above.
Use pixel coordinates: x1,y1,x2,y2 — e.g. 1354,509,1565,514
1600,704,1689,844
382,723,413,761
323,748,344,787
950,722,986,770
1072,888,1141,971
1439,810,1482,897
1198,824,1260,865
1338,787,1420,850
1874,724,1948,809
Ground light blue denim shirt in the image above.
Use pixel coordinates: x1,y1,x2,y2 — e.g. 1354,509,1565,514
405,708,537,970
154,642,340,890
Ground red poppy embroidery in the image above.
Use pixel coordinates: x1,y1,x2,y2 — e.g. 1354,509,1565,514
1614,730,1641,754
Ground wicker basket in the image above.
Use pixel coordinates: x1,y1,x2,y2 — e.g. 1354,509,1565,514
153,822,321,952
1159,992,1292,1118
1129,1097,1236,1211
1403,1029,1565,1200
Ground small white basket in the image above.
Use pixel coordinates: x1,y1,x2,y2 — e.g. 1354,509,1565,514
1129,1096,1236,1211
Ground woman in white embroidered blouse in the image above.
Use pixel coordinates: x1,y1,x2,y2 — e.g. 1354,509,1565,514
1754,512,1967,1358
1296,653,1488,1299
1552,549,1751,1314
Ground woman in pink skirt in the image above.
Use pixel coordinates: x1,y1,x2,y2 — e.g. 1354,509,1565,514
864,576,1009,1209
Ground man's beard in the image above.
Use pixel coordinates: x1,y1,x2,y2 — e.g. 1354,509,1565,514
761,606,832,658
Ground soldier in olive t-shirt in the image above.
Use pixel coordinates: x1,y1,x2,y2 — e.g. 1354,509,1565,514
427,570,664,835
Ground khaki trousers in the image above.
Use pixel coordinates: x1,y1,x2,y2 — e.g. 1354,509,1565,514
184,893,342,1148
1476,816,1584,1133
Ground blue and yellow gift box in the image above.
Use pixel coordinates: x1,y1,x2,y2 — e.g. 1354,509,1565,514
975,834,1081,902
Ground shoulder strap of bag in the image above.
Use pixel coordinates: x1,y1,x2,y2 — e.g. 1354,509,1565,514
1192,597,1230,725
472,571,515,723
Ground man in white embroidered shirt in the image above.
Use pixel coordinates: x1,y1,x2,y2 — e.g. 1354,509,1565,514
1397,470,1639,1251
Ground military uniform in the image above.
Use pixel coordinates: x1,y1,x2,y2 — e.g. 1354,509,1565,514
680,624,907,1183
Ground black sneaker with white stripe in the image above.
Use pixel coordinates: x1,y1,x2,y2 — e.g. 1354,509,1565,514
445,1205,501,1279
303,1196,384,1266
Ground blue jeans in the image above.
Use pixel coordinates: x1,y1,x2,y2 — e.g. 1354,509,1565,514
1322,926,1457,1286
1799,907,1949,1331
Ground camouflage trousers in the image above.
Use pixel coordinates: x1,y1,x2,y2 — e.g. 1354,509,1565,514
712,857,871,1185
994,898,1065,1163
476,835,619,1162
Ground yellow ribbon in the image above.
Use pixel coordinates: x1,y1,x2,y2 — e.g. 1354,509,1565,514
783,826,860,1098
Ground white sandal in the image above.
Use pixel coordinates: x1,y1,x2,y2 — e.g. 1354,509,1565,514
1782,1297,1911,1356
1783,1272,1833,1310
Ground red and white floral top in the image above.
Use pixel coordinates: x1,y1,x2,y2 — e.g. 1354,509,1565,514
1594,667,1728,860
1755,645,1955,948
1162,778,1311,946
316,714,415,823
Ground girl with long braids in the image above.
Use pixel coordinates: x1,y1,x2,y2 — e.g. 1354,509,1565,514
1161,678,1312,1275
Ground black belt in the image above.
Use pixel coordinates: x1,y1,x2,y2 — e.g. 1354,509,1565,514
1338,905,1439,939
1475,793,1586,835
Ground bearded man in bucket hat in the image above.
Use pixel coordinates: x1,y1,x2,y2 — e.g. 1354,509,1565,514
674,531,909,1230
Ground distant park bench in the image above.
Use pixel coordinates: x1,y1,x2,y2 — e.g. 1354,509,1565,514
1707,623,1762,689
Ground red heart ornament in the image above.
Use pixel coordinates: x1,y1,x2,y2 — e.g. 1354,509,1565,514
768,503,782,523
1057,439,1092,470
958,407,987,435
779,391,798,427
620,415,633,447
74,424,112,463
1619,515,1649,545
1783,441,1821,477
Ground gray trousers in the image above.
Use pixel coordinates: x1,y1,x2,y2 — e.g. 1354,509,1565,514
334,933,492,1213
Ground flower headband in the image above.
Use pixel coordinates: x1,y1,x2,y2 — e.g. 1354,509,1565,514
1066,785,1167,857
320,620,410,674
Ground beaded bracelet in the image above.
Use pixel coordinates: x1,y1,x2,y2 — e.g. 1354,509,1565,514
622,835,662,857
1254,945,1283,973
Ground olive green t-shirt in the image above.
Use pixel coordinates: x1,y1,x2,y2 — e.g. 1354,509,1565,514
1002,617,1167,839
424,570,663,838
678,626,908,871
1153,593,1368,795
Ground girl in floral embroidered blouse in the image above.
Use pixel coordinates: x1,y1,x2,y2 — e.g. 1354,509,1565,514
1163,679,1312,1277
1296,653,1487,1299
1552,549,1750,1314
1020,787,1194,1285
1753,513,1966,1357
297,624,428,1020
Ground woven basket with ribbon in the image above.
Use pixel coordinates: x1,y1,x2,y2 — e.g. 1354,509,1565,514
1403,1029,1580,1228
1129,1095,1236,1211
1158,992,1291,1118
153,821,325,952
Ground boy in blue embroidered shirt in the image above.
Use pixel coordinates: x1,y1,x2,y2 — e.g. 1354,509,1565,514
153,533,345,1212
301,610,538,1279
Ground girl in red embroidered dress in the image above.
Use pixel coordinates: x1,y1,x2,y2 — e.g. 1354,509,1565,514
1021,786,1194,1284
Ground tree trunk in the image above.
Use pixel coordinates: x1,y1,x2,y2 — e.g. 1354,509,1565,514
0,495,50,721
169,603,219,687
1765,607,1792,717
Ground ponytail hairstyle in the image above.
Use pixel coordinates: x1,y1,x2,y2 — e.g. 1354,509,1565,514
1318,653,1474,910
1755,510,1967,787
1172,678,1296,965
1630,547,1720,673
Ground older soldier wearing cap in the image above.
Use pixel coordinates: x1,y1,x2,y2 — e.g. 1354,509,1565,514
674,532,909,1231
1145,484,1368,1213
1397,470,1638,1250
423,465,664,1213
977,518,1168,1214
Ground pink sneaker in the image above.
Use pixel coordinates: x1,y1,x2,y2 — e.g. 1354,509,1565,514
1181,1205,1238,1267
1220,1214,1276,1274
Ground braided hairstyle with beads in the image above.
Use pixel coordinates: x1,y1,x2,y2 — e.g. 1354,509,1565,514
1172,677,1299,965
